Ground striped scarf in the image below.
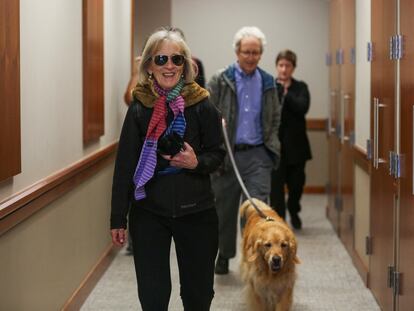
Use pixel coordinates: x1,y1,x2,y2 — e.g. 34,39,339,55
133,79,186,200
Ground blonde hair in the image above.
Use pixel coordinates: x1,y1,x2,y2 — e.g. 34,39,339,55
137,27,196,85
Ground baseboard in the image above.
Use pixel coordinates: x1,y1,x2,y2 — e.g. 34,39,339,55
303,185,325,194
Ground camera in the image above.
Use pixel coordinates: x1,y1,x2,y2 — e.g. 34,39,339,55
157,132,184,156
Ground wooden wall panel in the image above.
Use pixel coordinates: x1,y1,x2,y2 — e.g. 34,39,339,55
338,0,355,255
398,0,414,309
327,0,341,233
369,1,397,309
0,0,21,182
83,0,104,144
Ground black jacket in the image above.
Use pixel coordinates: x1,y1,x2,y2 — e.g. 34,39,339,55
278,78,312,164
110,95,225,229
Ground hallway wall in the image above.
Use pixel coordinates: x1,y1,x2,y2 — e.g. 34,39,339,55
171,0,329,119
134,0,171,56
0,164,114,310
355,0,371,150
0,0,131,309
0,0,130,202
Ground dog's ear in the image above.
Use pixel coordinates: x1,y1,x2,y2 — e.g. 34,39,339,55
287,238,301,264
247,239,262,262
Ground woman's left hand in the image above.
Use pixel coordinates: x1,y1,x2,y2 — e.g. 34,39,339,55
161,142,198,169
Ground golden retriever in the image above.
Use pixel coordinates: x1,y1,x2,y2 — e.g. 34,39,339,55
240,198,300,311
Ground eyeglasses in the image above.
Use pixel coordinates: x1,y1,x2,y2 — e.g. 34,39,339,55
152,54,185,66
239,50,261,57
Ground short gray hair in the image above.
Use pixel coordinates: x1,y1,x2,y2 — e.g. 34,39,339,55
232,26,267,53
137,27,196,85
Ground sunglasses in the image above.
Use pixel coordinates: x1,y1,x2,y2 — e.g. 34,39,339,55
152,54,185,66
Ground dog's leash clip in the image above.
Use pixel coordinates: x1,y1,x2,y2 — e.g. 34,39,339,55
265,216,275,222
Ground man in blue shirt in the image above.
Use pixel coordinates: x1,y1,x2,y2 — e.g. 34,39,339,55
208,26,281,274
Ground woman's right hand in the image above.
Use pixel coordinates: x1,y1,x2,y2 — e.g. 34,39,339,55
111,228,127,247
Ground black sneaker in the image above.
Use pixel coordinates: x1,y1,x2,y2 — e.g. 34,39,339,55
290,213,302,230
214,255,229,275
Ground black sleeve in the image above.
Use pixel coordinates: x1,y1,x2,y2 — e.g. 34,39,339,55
194,58,206,88
284,81,310,115
276,81,284,102
110,104,142,229
192,99,225,174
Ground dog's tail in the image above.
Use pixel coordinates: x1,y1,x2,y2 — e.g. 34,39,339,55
240,198,272,220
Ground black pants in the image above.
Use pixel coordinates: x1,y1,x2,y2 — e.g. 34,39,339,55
270,160,306,219
129,207,218,311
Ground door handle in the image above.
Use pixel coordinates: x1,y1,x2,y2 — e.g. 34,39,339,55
328,91,337,135
341,93,351,144
374,97,387,169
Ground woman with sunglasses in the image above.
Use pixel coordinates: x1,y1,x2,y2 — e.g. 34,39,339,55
110,27,225,311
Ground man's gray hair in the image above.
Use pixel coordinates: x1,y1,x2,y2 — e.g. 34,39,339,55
232,26,267,53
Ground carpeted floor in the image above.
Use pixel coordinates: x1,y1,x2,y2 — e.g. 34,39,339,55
81,195,381,311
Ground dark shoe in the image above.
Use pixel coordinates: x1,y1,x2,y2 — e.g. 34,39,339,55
214,255,229,275
290,213,302,230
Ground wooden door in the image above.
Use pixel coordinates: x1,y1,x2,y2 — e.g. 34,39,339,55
398,0,414,309
338,0,355,253
327,0,341,233
369,0,397,310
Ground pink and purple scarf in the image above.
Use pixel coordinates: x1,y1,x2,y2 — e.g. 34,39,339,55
133,79,186,200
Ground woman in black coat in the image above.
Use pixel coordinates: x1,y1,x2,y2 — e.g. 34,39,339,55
110,27,225,311
270,50,312,230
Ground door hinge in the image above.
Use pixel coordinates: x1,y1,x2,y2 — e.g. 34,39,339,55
387,266,402,295
326,52,332,66
350,47,356,64
367,42,373,62
365,236,373,255
393,271,401,296
366,139,372,160
389,151,395,176
387,265,395,288
389,152,404,178
396,34,404,60
390,36,395,60
390,35,404,60
349,131,355,146
336,49,344,65
387,266,402,296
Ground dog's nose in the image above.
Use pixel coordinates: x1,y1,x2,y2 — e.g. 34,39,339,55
271,256,282,271
272,256,281,266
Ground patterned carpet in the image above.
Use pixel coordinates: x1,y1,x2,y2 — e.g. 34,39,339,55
81,195,381,311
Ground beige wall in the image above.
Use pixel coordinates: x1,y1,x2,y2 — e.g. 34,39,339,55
0,164,114,311
354,164,370,269
355,0,371,150
306,132,328,188
172,0,329,119
0,0,131,202
134,0,171,56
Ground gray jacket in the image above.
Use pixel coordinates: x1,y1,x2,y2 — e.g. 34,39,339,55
208,64,281,173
